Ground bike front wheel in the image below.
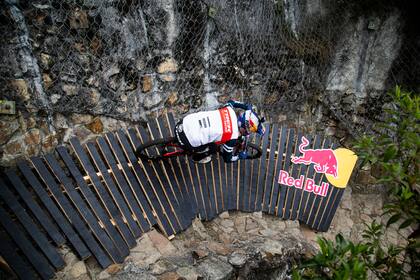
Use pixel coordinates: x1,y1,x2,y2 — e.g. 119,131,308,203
244,143,262,159
135,137,185,161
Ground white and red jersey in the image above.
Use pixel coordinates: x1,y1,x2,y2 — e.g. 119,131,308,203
182,106,239,147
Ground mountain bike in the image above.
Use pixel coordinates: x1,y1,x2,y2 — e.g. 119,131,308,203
135,135,262,161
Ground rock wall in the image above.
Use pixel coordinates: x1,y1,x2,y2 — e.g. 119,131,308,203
0,0,417,234
1,0,418,166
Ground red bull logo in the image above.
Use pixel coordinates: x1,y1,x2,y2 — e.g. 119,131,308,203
291,136,338,178
278,134,358,198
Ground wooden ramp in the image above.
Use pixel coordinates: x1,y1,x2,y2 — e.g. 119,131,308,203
0,113,348,279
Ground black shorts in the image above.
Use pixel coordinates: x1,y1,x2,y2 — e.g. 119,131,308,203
174,121,216,153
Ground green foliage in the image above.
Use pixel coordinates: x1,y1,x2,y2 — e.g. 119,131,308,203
362,221,407,280
293,221,413,280
293,234,368,280
355,87,420,279
354,86,420,231
294,87,420,279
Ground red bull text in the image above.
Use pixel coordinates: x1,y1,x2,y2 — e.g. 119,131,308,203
279,170,329,197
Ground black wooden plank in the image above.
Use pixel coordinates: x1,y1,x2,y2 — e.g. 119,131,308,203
209,150,221,214
0,205,55,280
196,161,214,219
0,178,64,269
147,120,190,229
226,157,235,211
212,152,223,213
176,153,206,220
68,141,137,247
135,124,184,231
311,177,334,230
108,131,159,230
31,156,112,268
17,161,91,260
166,113,201,219
60,142,134,253
235,160,241,211
242,134,257,212
181,157,199,220
96,137,151,233
0,230,38,280
124,128,177,235
300,137,329,223
294,135,318,221
44,153,124,264
242,143,252,212
86,142,142,239
119,128,178,235
170,114,212,219
279,129,299,218
268,126,289,215
245,134,260,212
306,139,333,226
124,127,182,233
248,134,262,212
298,135,322,221
157,116,192,211
165,114,192,198
226,162,232,211
236,151,246,212
151,118,183,204
313,170,339,229
289,135,315,221
319,188,344,231
237,151,245,211
5,169,65,246
307,176,330,228
157,117,190,206
188,162,207,219
204,157,217,217
262,124,279,212
315,143,343,231
216,148,227,212
190,161,208,219
232,161,240,211
282,131,304,219
254,124,270,212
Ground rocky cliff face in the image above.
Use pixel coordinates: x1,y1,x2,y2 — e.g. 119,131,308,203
0,1,415,241
0,0,419,160
0,1,417,279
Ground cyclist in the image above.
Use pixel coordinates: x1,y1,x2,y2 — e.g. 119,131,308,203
174,100,265,163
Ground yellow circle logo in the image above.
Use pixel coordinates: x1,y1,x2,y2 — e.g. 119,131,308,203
325,148,358,188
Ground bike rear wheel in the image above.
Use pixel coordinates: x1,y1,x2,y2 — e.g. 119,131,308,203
244,143,262,159
135,137,185,160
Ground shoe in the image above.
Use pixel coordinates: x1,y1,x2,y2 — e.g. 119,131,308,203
195,147,209,153
197,155,212,164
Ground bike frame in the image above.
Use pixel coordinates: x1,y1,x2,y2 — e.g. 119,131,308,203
161,135,250,159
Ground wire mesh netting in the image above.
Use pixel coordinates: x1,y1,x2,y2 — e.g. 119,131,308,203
0,0,419,125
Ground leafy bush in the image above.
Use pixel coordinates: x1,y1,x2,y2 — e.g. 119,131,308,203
354,86,419,232
293,87,419,279
361,221,408,279
292,234,368,280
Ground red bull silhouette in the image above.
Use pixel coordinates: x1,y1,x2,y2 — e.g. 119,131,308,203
291,136,338,178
